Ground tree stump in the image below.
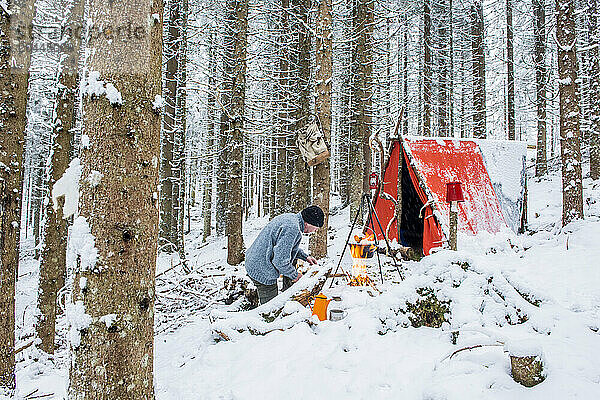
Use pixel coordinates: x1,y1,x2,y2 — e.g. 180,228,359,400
510,355,545,387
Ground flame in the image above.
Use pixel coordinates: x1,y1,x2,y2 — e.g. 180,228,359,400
348,258,373,286
348,233,376,286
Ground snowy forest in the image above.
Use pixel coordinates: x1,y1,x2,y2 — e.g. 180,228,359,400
1,0,599,397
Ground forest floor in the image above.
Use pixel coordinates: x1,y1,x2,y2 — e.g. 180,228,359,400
8,168,600,399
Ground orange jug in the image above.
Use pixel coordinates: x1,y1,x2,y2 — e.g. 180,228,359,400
312,293,331,321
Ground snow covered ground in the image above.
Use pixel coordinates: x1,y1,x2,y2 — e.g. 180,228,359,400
8,170,600,399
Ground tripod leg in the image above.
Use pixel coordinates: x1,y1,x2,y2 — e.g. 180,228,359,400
374,224,384,284
329,200,363,288
366,192,404,280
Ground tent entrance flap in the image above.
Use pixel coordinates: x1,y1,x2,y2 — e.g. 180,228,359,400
399,154,424,248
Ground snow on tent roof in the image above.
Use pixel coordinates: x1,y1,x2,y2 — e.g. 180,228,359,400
472,139,527,232
403,137,507,236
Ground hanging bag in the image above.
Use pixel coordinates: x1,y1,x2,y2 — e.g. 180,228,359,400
297,119,330,166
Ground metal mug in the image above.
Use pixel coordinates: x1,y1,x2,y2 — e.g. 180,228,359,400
329,309,345,321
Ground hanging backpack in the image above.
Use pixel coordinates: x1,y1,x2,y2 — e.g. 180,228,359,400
297,119,330,166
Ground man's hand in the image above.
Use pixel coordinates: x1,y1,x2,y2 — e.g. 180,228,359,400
293,271,303,282
306,256,318,265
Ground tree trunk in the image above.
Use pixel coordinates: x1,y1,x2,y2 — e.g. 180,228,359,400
423,0,432,137
556,0,584,225
274,0,291,216
173,0,188,258
534,0,548,176
589,0,600,179
338,72,351,207
471,1,486,138
507,0,515,140
67,0,162,396
160,0,180,252
310,0,332,259
36,0,84,355
291,0,311,213
0,0,35,392
224,0,248,265
438,0,449,137
335,0,351,208
349,0,373,222
203,30,216,241
460,49,466,138
448,0,454,138
216,101,229,234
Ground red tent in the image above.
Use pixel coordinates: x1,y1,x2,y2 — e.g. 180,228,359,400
368,137,523,256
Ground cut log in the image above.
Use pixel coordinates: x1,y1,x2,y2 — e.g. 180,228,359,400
510,355,545,387
507,341,546,387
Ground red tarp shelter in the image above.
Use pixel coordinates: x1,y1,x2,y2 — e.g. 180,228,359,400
368,137,521,255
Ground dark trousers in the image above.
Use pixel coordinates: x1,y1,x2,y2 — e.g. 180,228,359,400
251,276,294,305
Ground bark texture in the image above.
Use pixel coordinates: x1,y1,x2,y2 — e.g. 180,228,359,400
423,0,431,136
349,0,373,222
160,0,185,255
507,0,515,140
291,0,311,213
203,30,216,242
310,0,332,259
437,0,449,137
556,0,584,226
68,0,162,397
0,0,35,392
36,0,84,355
471,0,486,138
224,0,248,265
173,0,188,257
274,0,290,216
534,0,547,177
589,0,600,179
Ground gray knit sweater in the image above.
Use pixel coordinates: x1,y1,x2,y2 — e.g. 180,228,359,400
245,213,309,285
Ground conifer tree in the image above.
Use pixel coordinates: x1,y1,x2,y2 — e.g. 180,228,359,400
68,0,162,396
0,0,36,392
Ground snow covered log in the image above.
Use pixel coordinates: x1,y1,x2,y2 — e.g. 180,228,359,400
210,265,332,341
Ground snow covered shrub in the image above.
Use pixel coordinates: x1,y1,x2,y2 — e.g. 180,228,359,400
406,287,451,328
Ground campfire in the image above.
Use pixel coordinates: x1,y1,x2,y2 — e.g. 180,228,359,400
348,234,376,286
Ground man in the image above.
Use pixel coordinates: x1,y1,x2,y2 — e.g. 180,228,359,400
245,205,324,305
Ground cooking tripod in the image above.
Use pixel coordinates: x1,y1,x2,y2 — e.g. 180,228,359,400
329,193,403,288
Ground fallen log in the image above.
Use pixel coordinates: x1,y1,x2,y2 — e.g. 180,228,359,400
210,264,333,341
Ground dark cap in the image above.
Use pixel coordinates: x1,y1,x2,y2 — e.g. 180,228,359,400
301,205,324,228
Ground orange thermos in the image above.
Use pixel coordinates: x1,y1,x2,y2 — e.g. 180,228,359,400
312,293,331,321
